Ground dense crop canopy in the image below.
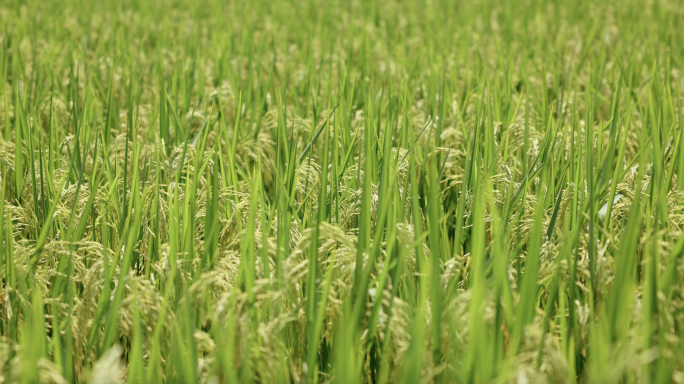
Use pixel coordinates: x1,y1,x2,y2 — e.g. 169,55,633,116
0,0,683,382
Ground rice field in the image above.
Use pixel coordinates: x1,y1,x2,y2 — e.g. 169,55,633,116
1,0,684,382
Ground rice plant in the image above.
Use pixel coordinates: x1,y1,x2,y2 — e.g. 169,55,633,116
0,0,683,382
